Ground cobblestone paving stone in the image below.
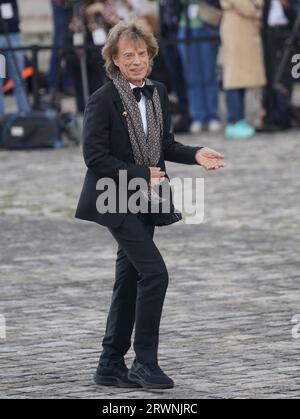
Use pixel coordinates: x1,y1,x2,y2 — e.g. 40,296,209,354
0,130,300,399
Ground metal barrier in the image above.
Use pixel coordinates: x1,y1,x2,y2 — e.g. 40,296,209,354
0,29,299,110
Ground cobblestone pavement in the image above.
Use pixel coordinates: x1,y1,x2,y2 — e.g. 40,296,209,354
0,130,300,399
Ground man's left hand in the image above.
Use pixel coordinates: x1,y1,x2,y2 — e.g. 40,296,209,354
195,147,225,171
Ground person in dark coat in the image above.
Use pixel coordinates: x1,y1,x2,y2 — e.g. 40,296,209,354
260,0,299,131
75,21,225,390
159,0,190,132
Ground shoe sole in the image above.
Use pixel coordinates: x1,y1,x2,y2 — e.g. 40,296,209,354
94,372,141,389
128,371,174,390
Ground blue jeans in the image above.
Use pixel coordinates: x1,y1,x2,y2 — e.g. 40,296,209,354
225,89,245,124
0,33,31,117
178,25,220,123
48,1,72,90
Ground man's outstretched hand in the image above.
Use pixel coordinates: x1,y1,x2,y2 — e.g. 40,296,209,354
195,147,225,171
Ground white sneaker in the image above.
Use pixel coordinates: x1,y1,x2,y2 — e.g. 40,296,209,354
189,121,203,134
208,120,222,133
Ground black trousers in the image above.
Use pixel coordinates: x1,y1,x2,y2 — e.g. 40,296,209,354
263,26,293,128
66,50,106,113
99,213,169,366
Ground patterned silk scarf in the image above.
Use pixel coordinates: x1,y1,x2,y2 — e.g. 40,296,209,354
113,72,163,168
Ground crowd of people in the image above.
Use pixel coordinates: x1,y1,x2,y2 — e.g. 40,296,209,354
158,0,300,137
1,0,300,139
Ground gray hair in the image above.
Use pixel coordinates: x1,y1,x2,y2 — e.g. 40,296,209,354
102,21,159,80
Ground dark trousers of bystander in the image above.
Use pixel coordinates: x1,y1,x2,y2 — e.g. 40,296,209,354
263,25,293,129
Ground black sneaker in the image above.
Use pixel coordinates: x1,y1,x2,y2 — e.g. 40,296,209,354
94,360,142,388
128,359,174,389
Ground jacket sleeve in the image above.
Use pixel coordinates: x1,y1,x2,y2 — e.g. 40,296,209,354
283,0,299,24
161,85,204,165
82,93,150,183
221,0,263,18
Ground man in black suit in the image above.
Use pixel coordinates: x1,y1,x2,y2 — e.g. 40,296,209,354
75,21,225,390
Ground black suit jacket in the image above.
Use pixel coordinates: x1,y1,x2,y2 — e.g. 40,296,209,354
75,80,203,228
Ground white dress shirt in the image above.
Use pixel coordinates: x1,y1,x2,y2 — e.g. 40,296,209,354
268,0,289,27
130,82,148,136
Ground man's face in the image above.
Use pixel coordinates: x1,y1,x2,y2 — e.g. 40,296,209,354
113,35,150,86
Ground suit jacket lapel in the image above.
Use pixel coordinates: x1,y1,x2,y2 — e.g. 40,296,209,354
111,82,129,131
113,98,129,131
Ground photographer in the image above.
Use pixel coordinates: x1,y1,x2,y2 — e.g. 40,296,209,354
0,0,30,118
65,0,122,114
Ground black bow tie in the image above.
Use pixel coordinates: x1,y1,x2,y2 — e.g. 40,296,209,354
132,85,155,102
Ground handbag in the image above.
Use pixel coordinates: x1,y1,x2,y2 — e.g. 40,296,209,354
198,1,222,27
